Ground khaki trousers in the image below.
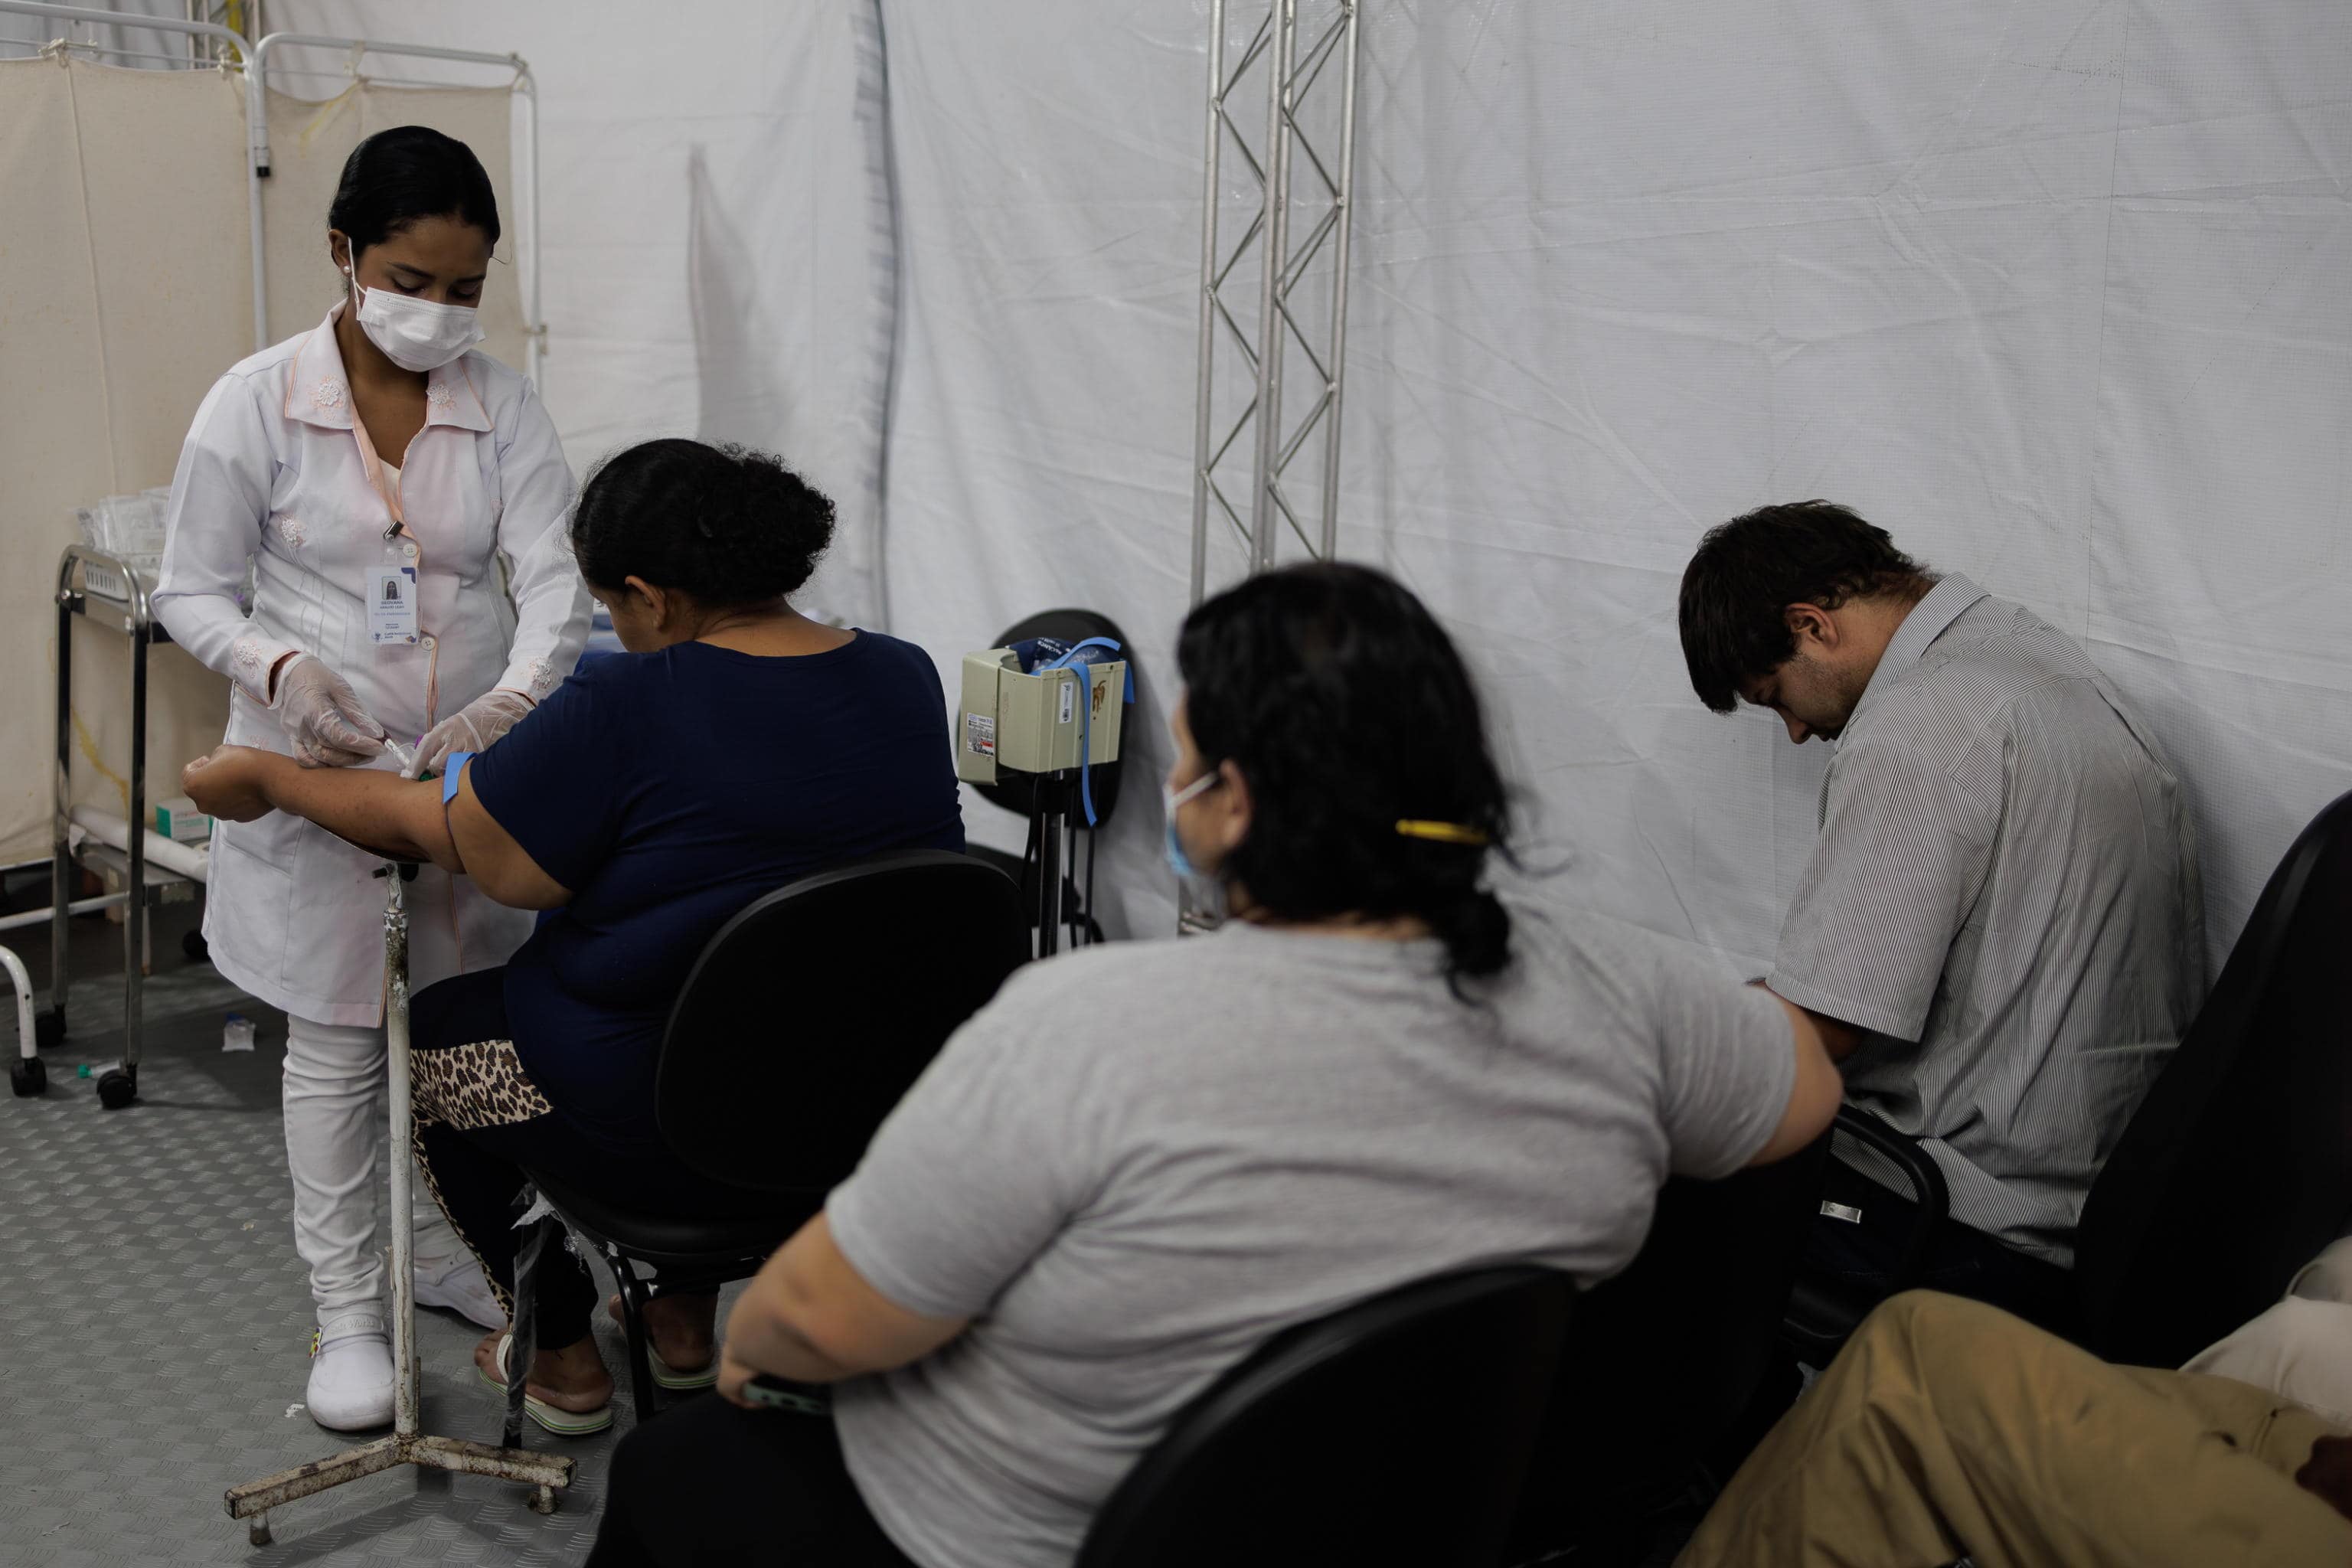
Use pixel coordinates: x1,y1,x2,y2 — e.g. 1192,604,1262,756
1680,1291,2352,1568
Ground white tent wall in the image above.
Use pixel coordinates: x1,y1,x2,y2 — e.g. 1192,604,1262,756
266,0,894,630
24,2,2344,970
877,0,2352,964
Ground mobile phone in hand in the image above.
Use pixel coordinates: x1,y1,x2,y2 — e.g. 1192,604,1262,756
743,1375,830,1416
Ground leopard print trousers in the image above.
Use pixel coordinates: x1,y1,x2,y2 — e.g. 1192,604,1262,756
412,1038,554,1131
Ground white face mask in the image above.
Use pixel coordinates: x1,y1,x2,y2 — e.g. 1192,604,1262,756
345,253,484,373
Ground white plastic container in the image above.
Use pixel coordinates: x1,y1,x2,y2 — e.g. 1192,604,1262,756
222,1014,256,1054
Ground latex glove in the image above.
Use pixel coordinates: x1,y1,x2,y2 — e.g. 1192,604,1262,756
271,653,387,769
410,688,534,778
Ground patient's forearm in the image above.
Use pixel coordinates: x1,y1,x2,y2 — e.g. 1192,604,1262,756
263,761,462,871
726,1299,866,1387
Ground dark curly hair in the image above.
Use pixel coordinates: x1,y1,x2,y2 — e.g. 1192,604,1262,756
1678,499,1932,714
570,439,836,607
1178,561,1514,995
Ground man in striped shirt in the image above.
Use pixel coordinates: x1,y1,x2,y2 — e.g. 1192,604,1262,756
1680,500,2204,1325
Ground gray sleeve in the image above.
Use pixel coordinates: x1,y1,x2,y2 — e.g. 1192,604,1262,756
825,988,1091,1321
1769,727,2000,1042
1647,949,1803,1180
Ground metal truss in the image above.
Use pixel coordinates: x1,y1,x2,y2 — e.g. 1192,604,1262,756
1180,2,1361,936
1188,0,1363,605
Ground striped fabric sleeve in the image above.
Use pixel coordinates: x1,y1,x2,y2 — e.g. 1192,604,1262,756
1769,726,2002,1042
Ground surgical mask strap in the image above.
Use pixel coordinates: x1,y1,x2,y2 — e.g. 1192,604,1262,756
1165,771,1220,813
1163,769,1223,888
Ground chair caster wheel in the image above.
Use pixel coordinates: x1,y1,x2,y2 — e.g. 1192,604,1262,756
247,1511,273,1546
34,1007,64,1050
528,1484,557,1515
96,1065,136,1109
10,1055,44,1096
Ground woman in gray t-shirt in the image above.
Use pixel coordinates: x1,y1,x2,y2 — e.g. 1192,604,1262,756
587,562,1839,1568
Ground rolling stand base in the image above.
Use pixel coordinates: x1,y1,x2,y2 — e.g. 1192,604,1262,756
225,1432,573,1544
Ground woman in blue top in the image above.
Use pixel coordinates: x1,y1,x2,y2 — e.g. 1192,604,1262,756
181,439,965,1433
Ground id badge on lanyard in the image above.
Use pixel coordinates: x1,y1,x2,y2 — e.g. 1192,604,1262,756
370,528,420,646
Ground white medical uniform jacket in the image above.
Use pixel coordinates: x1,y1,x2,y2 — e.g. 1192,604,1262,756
154,307,592,1027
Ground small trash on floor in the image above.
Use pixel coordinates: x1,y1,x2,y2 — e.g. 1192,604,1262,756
285,1403,305,1419
222,1013,256,1053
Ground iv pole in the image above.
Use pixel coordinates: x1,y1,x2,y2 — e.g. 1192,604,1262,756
223,866,573,1544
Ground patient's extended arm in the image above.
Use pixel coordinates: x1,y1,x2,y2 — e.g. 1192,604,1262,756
184,746,457,869
181,745,573,910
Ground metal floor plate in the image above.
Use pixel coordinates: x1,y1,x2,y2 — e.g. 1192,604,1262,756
0,908,659,1566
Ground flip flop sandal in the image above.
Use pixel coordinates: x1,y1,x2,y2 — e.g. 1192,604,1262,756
650,1349,720,1392
606,1293,720,1390
480,1334,614,1436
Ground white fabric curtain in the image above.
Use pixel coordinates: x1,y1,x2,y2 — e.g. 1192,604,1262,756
33,0,2350,973
875,0,2352,963
259,82,528,368
0,57,250,860
268,0,896,630
0,41,527,863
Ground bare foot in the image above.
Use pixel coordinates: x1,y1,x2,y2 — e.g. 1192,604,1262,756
475,1331,612,1413
608,1292,717,1373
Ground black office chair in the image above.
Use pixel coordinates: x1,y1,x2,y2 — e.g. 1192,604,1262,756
1506,1134,1832,1562
1782,787,2352,1368
510,849,1029,1429
1779,1104,1955,1366
2073,786,2352,1367
1074,1266,1576,1568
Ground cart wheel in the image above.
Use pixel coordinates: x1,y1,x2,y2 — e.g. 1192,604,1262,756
528,1484,557,1516
96,1065,136,1109
182,929,210,965
9,1055,44,1097
34,1007,64,1051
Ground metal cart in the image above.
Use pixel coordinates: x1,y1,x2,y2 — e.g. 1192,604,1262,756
19,544,204,1106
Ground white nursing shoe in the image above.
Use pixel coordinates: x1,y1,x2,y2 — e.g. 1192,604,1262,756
306,1311,395,1432
415,1252,506,1331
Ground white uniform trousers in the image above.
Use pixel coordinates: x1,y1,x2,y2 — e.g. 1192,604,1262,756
284,1014,466,1325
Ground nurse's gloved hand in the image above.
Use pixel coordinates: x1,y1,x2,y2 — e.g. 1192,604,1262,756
271,654,387,769
409,688,534,779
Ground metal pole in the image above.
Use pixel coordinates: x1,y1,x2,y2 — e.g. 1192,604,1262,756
1316,2,1359,557
1036,782,1063,959
225,861,573,1537
246,63,270,352
0,1,244,47
1188,0,1227,608
123,596,148,1073
1246,0,1298,576
0,893,124,936
521,69,543,390
384,874,419,1437
50,564,74,1040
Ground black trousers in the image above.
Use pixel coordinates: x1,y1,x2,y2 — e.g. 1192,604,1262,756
408,968,770,1348
589,1395,916,1568
1800,1155,2079,1336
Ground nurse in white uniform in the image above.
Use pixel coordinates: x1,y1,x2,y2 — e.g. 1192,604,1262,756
153,127,591,1430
